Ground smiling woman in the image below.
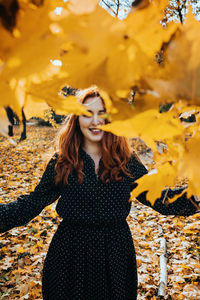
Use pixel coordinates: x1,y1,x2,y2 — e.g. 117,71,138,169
54,86,134,186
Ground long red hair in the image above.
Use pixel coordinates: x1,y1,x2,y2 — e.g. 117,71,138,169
55,86,135,185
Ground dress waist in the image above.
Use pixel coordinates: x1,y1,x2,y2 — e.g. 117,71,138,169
59,218,127,229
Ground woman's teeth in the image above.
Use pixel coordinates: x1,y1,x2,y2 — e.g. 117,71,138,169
89,128,102,133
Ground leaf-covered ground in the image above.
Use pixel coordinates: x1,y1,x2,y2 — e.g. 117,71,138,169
0,125,199,300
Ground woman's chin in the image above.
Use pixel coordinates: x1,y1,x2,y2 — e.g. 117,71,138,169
87,132,104,142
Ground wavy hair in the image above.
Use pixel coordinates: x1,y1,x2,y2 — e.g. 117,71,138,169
54,86,136,185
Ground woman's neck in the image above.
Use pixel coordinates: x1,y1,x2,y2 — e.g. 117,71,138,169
82,142,102,156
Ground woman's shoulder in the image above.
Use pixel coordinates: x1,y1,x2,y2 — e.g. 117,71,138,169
45,152,59,168
128,152,148,180
52,152,59,160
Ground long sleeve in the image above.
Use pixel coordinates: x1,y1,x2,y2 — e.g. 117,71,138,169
136,187,198,216
128,154,198,216
0,153,61,233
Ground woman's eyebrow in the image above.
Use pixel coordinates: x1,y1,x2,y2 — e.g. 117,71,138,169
87,109,106,112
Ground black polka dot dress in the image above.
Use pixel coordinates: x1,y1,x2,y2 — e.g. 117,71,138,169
0,147,197,300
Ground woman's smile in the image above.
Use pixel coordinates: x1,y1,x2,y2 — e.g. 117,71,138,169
89,128,103,135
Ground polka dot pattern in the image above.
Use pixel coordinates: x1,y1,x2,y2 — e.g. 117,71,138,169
0,147,198,299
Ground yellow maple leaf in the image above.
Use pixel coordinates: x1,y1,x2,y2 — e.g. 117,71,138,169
100,109,184,150
131,162,178,205
17,247,26,253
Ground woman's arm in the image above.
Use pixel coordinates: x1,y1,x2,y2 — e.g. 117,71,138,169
128,154,199,216
0,153,61,233
136,187,199,216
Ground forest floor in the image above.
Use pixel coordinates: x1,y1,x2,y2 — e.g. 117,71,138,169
0,125,199,300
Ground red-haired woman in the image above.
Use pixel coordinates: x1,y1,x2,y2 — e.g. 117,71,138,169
0,87,199,299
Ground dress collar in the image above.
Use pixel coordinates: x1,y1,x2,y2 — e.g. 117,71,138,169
79,146,102,161
79,146,88,158
79,146,103,173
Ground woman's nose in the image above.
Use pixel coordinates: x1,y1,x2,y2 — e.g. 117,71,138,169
91,114,101,125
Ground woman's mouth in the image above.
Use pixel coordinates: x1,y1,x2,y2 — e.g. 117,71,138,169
89,128,102,135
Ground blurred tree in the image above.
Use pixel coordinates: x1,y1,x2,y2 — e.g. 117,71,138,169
162,0,200,26
0,0,19,31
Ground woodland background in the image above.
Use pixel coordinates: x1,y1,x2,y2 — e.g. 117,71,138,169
0,0,200,299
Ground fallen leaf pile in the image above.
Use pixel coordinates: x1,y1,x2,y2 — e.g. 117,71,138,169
128,203,200,299
0,125,199,299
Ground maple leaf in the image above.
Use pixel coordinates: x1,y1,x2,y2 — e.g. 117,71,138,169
131,162,178,205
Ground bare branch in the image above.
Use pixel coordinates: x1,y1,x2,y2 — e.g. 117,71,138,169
101,0,117,16
116,0,120,16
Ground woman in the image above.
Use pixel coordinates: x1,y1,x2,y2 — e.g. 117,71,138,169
0,86,199,299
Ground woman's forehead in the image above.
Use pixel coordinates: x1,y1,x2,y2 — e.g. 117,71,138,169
83,96,104,109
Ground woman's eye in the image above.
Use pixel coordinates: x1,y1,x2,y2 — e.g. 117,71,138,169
81,111,105,118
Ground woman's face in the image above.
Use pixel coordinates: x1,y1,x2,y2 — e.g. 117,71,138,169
78,96,106,144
